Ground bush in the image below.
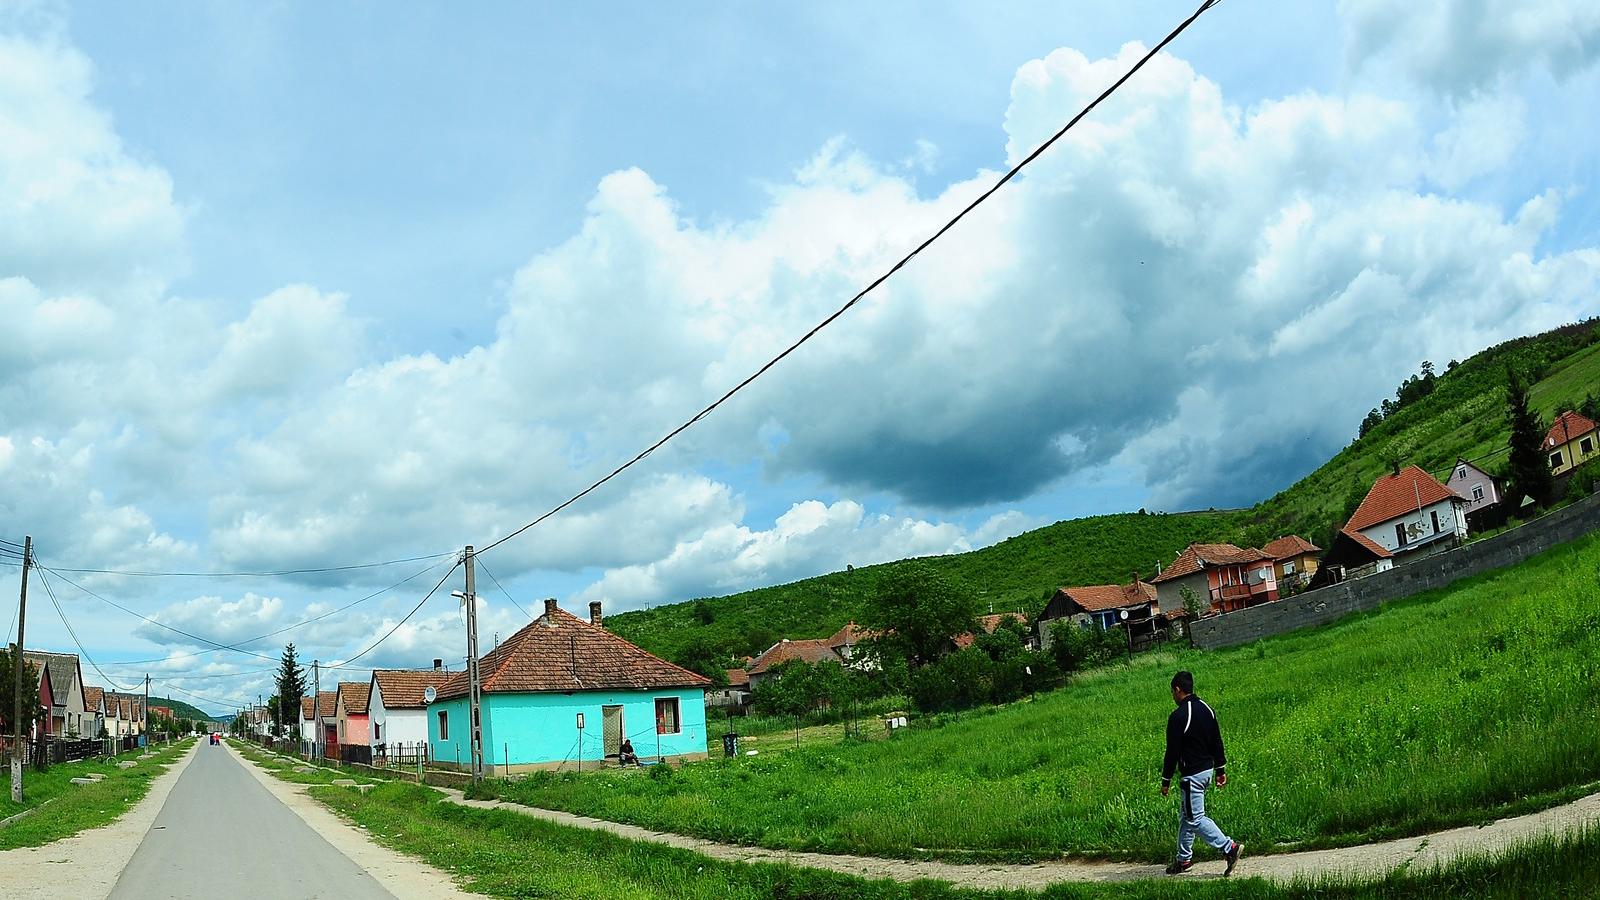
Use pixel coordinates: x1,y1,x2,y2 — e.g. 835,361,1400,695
1048,620,1127,673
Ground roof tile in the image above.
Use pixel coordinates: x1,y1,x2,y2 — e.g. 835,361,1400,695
1344,465,1462,533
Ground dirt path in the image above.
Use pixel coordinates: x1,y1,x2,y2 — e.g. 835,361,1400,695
0,742,197,900
436,787,1600,889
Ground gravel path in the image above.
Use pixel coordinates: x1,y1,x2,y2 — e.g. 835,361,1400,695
0,743,196,900
436,787,1600,889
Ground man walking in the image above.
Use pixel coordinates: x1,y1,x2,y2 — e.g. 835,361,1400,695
1160,670,1241,876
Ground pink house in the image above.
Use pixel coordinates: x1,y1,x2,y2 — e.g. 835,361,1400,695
334,682,371,752
1150,543,1278,616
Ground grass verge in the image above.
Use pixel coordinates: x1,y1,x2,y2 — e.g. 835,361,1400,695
0,738,192,850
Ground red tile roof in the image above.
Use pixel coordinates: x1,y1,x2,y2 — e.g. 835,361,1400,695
1055,581,1158,613
747,638,843,675
826,622,871,649
1344,465,1462,533
1262,535,1321,559
316,690,337,719
438,605,709,700
301,696,315,721
1150,544,1271,583
1544,410,1598,449
336,682,370,715
83,685,105,711
725,668,750,687
1340,528,1394,559
953,612,1032,649
372,669,452,710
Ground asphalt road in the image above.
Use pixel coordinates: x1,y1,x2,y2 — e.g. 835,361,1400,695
108,741,396,900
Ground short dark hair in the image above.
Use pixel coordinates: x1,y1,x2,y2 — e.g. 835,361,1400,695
1171,670,1194,694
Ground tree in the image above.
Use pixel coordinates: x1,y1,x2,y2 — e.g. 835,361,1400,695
1179,584,1204,621
274,644,307,740
0,646,41,736
672,638,728,686
1358,408,1383,438
860,564,976,670
1505,366,1554,509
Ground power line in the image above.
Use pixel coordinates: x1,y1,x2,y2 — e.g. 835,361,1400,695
35,566,129,693
42,551,454,579
473,556,531,620
326,560,461,671
475,0,1225,558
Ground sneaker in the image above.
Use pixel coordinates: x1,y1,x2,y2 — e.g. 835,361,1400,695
1165,858,1194,875
1224,841,1243,876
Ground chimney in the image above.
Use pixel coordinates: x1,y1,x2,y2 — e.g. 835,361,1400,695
543,597,559,623
432,658,442,671
589,600,603,629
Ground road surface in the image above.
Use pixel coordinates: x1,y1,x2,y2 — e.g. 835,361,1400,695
108,741,396,900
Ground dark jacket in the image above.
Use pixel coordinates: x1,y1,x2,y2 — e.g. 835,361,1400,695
1161,694,1227,786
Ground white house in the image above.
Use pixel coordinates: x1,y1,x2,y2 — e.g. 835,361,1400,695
1345,465,1468,559
369,668,451,755
82,686,106,739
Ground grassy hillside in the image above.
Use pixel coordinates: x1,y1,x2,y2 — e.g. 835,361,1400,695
608,319,1600,664
485,529,1600,862
148,696,217,722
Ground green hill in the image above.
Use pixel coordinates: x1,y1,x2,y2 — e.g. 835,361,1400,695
148,696,218,723
607,319,1600,665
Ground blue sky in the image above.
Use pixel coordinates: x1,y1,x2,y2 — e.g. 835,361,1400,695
2,1,1598,712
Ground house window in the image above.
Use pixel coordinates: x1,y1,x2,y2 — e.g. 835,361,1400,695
1472,485,1484,502
1284,561,1296,575
655,697,681,735
1431,510,1441,534
373,723,381,742
1457,467,1467,480
1550,451,1564,469
1583,437,1595,455
1394,523,1408,547
437,710,448,741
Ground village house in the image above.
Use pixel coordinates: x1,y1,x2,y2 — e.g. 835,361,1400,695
1544,410,1599,477
1345,464,1468,560
826,622,873,666
1149,544,1278,616
1037,580,1159,649
1312,529,1395,586
104,693,145,738
706,668,751,712
102,687,124,738
1262,536,1321,592
1445,457,1506,530
953,612,1035,651
334,682,371,758
745,638,843,689
299,696,318,746
25,651,87,738
428,599,709,773
368,667,451,757
82,686,107,739
314,690,338,758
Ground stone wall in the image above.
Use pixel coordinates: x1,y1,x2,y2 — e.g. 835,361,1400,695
1190,490,1600,650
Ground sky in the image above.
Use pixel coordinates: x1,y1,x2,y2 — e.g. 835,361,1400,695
2,1,1599,714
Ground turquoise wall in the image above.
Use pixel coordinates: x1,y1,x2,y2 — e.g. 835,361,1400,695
428,687,706,768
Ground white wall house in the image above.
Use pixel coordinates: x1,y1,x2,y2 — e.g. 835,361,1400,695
1347,465,1469,561
369,668,450,751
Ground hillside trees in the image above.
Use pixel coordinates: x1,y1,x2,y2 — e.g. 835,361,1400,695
860,564,976,670
1506,366,1554,508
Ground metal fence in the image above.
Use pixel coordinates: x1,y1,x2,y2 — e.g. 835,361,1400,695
372,741,429,769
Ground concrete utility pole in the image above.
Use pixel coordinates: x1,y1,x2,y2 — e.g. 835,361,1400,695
11,535,32,803
142,675,150,745
463,545,484,783
312,660,320,759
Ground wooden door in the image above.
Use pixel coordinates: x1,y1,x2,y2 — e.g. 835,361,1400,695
602,705,624,757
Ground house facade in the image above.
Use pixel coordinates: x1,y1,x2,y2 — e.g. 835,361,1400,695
1037,580,1159,650
369,668,450,752
81,686,106,739
1312,528,1395,586
745,638,844,689
300,696,317,744
1150,544,1278,615
1544,410,1599,477
1445,457,1504,528
334,682,371,750
428,599,709,774
1262,536,1321,592
1345,464,1468,560
706,668,751,711
315,690,338,758
25,651,87,738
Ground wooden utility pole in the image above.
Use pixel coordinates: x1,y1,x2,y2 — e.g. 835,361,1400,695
11,535,32,803
463,545,484,783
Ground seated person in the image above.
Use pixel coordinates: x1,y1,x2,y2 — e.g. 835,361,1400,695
618,738,640,766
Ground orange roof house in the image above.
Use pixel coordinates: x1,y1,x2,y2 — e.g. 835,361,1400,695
369,668,454,750
1038,579,1160,649
1263,535,1322,588
428,600,710,773
1150,543,1278,615
1343,465,1468,560
1543,410,1599,477
952,612,1033,650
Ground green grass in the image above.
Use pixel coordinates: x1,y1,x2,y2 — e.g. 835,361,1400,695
473,532,1600,862
295,777,1600,899
606,320,1600,668
0,738,192,849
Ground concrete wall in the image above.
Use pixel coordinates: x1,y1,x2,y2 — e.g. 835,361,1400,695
1192,490,1600,650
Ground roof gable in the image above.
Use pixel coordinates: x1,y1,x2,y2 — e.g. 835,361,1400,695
438,606,710,700
1545,410,1598,449
1345,465,1463,533
24,651,82,703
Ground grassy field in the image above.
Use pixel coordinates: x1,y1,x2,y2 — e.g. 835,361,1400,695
475,531,1600,862
604,321,1600,668
0,738,191,849
235,747,1600,899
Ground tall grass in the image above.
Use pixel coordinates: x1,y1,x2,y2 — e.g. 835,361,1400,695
480,534,1600,861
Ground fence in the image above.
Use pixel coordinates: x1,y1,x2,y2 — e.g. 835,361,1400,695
1191,489,1600,649
371,741,429,769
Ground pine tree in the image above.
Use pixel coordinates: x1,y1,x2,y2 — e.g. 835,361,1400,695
1505,366,1553,510
274,644,307,740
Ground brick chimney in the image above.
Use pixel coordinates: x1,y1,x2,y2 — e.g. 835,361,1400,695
543,597,559,624
589,600,603,629
432,658,442,671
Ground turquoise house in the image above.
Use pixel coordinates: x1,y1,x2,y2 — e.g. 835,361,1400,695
429,599,710,773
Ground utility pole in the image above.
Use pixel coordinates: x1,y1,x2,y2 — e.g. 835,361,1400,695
312,660,320,760
11,535,32,803
143,675,150,745
463,545,484,783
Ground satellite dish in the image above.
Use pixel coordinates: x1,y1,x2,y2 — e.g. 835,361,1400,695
423,686,437,705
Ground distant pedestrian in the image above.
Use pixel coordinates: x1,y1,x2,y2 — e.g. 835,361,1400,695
1160,670,1241,876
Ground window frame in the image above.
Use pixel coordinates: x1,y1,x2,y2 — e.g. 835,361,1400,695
654,697,682,736
1551,451,1564,469
1472,484,1484,502
437,710,449,741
